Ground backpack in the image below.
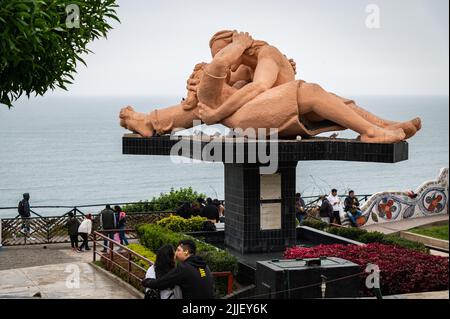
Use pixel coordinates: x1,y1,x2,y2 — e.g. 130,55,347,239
18,200,26,217
202,221,216,231
144,288,161,300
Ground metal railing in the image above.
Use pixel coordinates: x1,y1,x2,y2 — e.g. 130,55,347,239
0,211,171,246
93,230,234,296
302,194,372,209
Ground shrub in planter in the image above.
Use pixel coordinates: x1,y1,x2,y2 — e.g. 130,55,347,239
327,227,367,241
127,243,156,269
136,224,238,275
156,215,207,233
303,221,428,253
284,243,448,296
302,219,328,230
381,234,428,253
358,231,385,244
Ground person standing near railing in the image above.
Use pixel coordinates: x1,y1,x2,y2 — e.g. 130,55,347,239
78,214,92,252
327,189,342,225
115,206,129,247
18,193,31,235
100,205,116,252
66,212,80,251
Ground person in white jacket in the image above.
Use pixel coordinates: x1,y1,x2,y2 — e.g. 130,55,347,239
327,189,342,225
78,214,93,252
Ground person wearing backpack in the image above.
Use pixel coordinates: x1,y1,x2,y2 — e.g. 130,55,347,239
18,193,31,234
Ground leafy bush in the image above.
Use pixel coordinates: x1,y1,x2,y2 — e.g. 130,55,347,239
284,243,449,296
156,215,207,232
123,187,206,213
302,219,328,230
127,243,156,269
302,219,428,252
382,234,428,253
358,231,386,244
327,227,367,241
0,0,119,107
137,224,238,275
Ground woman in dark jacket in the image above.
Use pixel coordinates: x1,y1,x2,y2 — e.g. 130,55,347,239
66,212,80,251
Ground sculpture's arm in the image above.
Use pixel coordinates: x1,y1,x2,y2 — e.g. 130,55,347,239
212,34,253,70
199,57,279,124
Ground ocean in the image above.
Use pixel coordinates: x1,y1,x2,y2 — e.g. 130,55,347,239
0,95,448,218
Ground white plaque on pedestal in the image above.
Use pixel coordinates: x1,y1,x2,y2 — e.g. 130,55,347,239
260,203,282,230
260,174,282,200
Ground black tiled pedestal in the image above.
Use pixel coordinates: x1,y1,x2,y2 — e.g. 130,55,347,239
122,134,409,254
224,162,298,254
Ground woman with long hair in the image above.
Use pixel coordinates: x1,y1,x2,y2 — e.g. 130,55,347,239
144,244,182,299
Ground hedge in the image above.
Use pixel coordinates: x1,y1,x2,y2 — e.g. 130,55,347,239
127,243,156,269
136,224,238,275
156,215,207,233
303,219,428,253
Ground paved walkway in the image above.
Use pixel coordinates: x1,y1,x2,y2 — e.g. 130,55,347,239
362,214,448,235
0,243,92,271
0,262,140,299
0,242,142,299
383,291,449,299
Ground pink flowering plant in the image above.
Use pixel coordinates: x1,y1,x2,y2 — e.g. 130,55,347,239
284,243,449,296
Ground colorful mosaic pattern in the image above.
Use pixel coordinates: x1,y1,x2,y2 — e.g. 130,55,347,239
359,168,448,226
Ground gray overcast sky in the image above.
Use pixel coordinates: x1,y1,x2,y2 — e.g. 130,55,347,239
54,0,449,97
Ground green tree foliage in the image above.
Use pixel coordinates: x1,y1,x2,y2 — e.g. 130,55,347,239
0,0,119,107
123,187,206,213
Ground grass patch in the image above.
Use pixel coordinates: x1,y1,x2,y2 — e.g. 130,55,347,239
410,224,449,241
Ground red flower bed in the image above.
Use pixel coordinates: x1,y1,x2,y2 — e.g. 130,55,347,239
284,243,449,296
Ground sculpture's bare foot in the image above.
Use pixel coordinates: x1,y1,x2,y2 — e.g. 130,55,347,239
119,106,154,137
359,127,406,144
386,118,422,139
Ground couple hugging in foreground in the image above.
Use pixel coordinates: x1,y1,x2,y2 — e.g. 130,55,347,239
120,30,421,144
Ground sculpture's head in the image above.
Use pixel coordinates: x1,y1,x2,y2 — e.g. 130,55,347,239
209,30,268,58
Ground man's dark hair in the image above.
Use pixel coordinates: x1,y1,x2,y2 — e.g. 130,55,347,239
114,205,121,212
206,197,213,205
197,198,205,204
296,193,301,199
212,199,220,207
331,189,338,193
178,239,196,255
106,204,111,209
349,190,354,195
23,193,30,200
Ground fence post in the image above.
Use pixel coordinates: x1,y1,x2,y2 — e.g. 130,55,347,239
109,237,114,271
128,252,131,283
0,218,2,248
93,232,96,262
227,274,233,295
